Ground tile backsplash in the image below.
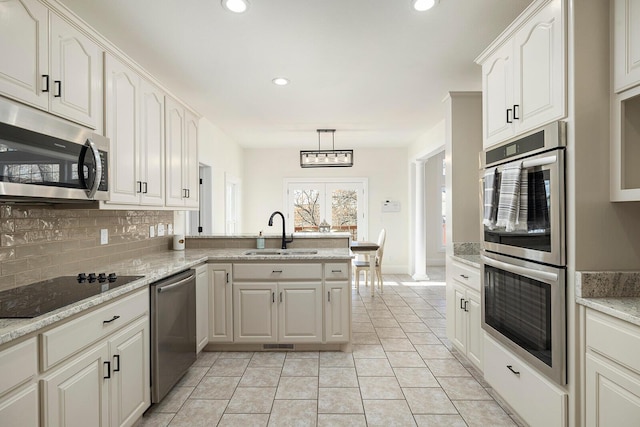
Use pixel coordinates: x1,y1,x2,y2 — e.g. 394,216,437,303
0,206,173,291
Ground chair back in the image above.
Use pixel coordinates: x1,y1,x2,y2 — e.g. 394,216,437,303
375,229,386,266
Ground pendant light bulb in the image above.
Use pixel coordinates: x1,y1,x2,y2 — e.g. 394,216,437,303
413,0,436,11
222,0,249,13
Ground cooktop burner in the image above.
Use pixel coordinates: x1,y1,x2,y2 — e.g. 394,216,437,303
0,273,144,318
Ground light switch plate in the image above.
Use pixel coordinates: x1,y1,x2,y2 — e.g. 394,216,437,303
149,225,155,238
168,224,173,235
157,223,165,236
100,229,108,245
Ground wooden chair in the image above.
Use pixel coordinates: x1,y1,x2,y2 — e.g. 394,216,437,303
353,229,386,294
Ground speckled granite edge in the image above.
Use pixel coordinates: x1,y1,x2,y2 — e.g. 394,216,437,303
451,255,481,269
575,271,640,298
576,297,640,327
453,242,480,257
187,232,352,239
0,248,353,346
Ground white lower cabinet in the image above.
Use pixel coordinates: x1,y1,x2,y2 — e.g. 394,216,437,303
324,281,350,343
484,334,567,427
0,337,39,427
231,262,349,345
42,342,110,427
585,308,640,427
195,264,209,351
208,263,233,343
447,259,483,371
233,283,278,343
108,317,150,427
41,288,150,427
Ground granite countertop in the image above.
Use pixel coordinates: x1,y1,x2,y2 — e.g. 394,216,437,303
0,248,352,346
576,271,640,327
188,232,352,239
451,254,481,269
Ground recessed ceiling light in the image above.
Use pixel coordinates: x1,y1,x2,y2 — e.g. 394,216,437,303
222,0,249,13
272,77,290,86
413,0,437,11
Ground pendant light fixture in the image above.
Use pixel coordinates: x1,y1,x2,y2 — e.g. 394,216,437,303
300,129,353,168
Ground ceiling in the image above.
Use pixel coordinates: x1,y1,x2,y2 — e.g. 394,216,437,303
59,0,532,149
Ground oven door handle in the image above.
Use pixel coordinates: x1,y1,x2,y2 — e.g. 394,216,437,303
521,154,557,169
482,255,558,283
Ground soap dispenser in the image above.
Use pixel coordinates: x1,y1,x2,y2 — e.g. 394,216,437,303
256,231,265,249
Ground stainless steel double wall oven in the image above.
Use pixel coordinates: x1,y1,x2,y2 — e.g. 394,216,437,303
480,121,567,385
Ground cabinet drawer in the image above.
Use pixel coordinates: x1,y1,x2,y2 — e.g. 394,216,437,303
41,288,148,370
451,259,480,292
484,335,567,427
233,263,322,280
324,263,349,280
586,309,640,373
0,338,37,397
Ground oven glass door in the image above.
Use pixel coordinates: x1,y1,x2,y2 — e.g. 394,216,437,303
481,148,565,266
482,253,566,384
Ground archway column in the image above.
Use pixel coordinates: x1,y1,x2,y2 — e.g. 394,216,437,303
413,159,430,281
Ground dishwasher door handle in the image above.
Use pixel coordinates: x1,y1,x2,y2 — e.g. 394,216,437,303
156,275,194,293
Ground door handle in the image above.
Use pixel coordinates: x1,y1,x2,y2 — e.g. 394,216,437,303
507,365,520,376
226,273,229,283
506,108,513,124
328,291,331,302
513,104,520,120
104,361,111,379
464,300,469,312
103,315,120,324
460,274,469,280
137,181,142,193
113,355,120,372
279,292,283,303
42,75,49,92
54,80,62,97
143,182,148,194
272,292,275,303
460,298,466,310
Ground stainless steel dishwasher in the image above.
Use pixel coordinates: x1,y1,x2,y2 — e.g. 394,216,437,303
150,269,196,403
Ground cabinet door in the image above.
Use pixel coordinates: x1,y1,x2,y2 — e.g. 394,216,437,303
482,40,514,148
165,97,185,207
586,352,640,427
278,282,323,343
108,316,150,427
42,342,110,427
325,282,350,343
0,0,49,110
49,13,102,129
105,54,140,206
0,384,39,427
466,288,483,371
209,264,233,343
233,283,277,343
614,0,640,92
139,79,165,206
451,281,467,353
513,0,565,134
194,264,209,351
184,109,199,208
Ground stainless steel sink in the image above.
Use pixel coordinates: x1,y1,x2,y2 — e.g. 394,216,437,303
243,249,318,256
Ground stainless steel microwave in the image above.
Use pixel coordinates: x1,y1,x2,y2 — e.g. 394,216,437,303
0,98,108,203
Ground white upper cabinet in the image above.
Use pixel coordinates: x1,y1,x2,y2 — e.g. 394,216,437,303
478,0,565,148
0,0,49,110
0,0,102,129
105,53,164,207
165,96,199,209
49,13,102,129
614,0,640,92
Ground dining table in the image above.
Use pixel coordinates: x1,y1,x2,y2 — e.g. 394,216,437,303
349,241,381,296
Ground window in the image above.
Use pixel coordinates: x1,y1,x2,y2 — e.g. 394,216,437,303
285,178,368,241
225,173,241,235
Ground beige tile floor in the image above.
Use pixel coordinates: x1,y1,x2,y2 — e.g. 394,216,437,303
136,269,523,427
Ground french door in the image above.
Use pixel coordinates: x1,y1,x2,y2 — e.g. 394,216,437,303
284,178,368,241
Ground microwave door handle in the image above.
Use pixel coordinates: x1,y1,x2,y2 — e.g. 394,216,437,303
82,138,102,199
481,255,558,283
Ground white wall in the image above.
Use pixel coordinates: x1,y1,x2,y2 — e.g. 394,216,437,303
197,118,244,233
243,147,410,274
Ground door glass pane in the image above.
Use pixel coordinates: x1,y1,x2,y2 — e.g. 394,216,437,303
293,189,321,231
330,188,358,240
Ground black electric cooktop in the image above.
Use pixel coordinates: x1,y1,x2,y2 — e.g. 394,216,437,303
0,273,144,318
